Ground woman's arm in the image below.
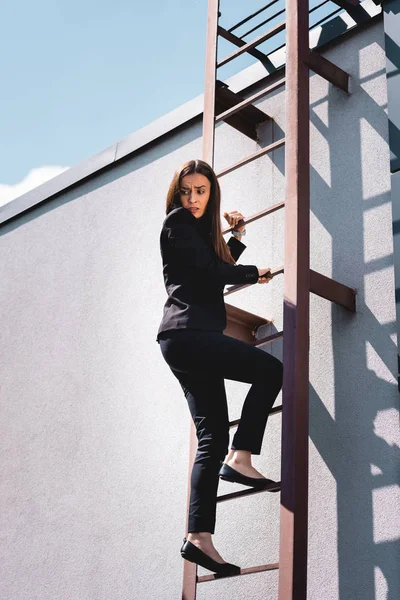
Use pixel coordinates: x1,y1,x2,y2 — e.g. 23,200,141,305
164,209,259,287
227,235,246,262
223,210,246,261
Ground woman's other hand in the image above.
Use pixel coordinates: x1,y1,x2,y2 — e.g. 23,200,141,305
257,268,273,284
223,211,246,233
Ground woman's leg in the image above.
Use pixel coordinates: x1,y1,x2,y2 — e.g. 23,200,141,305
168,368,231,563
160,329,283,456
158,329,283,561
171,369,229,535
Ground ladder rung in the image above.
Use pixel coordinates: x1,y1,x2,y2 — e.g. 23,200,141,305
229,404,282,429
215,81,270,141
217,481,281,503
217,139,285,179
216,81,271,124
197,561,279,583
225,267,356,311
240,4,285,39
253,331,283,346
228,1,277,35
217,26,268,63
224,266,284,297
222,201,285,235
270,403,283,415
216,78,286,124
217,20,286,69
306,50,349,92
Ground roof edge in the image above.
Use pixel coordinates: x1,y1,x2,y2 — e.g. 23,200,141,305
0,0,382,226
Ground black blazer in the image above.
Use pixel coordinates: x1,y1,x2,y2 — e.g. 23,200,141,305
156,206,259,341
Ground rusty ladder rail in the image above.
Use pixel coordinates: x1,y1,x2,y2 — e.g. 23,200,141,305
182,1,358,598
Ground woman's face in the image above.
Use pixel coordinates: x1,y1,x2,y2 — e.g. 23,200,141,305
179,173,211,218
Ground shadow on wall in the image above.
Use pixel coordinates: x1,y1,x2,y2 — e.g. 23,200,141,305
258,116,285,178
385,31,400,172
308,28,400,600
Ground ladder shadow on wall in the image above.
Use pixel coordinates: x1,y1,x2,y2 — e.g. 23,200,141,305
307,25,400,600
257,106,285,178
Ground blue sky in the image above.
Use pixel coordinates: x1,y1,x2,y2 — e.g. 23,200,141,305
0,0,336,205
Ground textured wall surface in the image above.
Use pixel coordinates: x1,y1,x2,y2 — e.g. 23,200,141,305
1,18,399,600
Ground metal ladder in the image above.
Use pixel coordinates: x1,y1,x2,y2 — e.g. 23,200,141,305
182,1,358,598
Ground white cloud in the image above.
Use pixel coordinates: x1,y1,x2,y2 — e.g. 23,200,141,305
0,165,70,208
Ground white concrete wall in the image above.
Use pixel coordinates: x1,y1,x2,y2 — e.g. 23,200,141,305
0,19,399,600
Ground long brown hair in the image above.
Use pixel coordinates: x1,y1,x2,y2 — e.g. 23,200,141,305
165,159,235,265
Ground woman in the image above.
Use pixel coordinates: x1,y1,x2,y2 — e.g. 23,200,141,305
156,159,283,578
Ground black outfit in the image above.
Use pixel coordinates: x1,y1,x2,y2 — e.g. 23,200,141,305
156,206,260,338
156,206,283,533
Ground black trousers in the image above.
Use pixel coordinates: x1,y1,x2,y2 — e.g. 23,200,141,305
158,328,283,534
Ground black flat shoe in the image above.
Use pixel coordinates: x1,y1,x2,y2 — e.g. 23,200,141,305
219,462,279,490
180,538,241,578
